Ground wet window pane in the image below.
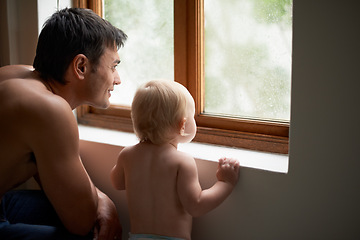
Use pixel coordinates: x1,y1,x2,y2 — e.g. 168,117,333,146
104,0,174,106
204,0,292,121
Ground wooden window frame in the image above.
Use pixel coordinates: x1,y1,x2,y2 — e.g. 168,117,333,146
74,0,289,154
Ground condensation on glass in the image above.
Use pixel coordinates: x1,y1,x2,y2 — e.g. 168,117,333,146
104,0,174,106
204,0,292,122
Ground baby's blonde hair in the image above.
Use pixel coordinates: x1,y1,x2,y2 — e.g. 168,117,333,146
131,80,189,145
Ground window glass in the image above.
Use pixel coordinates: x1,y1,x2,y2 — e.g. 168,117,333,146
104,0,174,106
204,0,292,121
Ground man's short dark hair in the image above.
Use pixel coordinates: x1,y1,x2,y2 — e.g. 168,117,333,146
33,8,127,84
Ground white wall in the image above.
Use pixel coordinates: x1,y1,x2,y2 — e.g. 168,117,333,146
37,0,72,34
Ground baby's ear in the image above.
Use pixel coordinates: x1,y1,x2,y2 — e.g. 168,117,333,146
180,118,187,136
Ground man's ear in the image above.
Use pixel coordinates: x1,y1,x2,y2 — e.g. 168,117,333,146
180,118,187,136
72,54,88,80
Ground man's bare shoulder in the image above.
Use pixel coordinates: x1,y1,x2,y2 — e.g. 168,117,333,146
0,65,34,82
1,79,69,116
0,65,50,106
0,69,74,138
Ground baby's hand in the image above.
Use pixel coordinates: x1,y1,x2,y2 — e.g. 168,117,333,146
216,157,240,186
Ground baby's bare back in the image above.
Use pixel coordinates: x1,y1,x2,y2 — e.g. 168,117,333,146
123,142,192,240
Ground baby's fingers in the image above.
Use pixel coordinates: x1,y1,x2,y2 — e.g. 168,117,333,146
218,157,226,166
230,159,240,169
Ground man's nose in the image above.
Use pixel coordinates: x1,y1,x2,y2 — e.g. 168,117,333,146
114,70,121,85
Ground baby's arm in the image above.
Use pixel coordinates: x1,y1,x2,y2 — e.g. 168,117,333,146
177,155,240,217
110,148,127,190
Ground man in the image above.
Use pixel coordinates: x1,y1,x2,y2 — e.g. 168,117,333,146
0,8,127,240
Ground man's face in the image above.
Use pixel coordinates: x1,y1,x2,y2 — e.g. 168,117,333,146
86,46,121,108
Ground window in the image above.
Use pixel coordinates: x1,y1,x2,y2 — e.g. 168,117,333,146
105,0,174,106
204,0,292,121
75,0,292,154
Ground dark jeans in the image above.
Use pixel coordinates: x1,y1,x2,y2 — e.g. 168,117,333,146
0,190,93,240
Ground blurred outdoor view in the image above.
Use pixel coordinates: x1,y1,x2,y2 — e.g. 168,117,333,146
204,0,292,121
104,0,292,122
104,0,174,106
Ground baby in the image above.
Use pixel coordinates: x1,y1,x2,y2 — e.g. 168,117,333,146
111,80,240,240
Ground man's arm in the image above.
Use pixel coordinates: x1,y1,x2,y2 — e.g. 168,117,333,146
28,96,98,235
177,155,240,217
93,189,122,240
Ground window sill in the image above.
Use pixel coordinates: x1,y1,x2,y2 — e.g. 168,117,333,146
78,125,289,173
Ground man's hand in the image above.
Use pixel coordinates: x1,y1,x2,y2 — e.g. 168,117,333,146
93,190,122,240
